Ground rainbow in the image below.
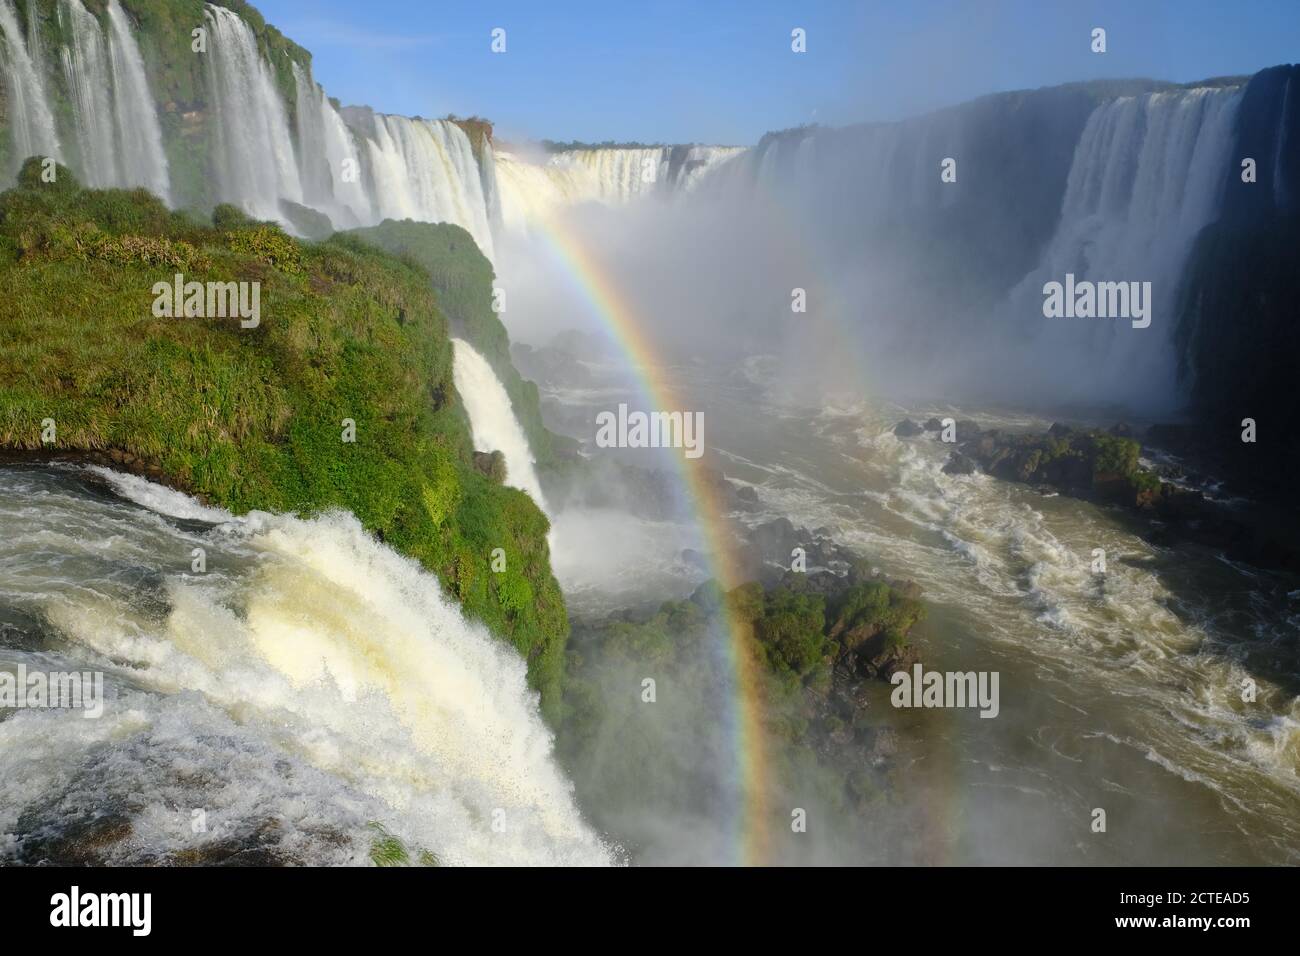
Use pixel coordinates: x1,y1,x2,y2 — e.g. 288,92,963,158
533,215,774,866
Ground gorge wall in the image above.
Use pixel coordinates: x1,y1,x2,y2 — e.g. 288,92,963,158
1,0,1295,493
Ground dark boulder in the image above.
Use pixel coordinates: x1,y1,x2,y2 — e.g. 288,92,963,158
472,450,507,483
942,452,978,475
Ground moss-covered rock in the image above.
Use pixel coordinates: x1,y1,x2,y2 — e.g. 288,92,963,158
556,566,925,855
342,218,577,467
0,163,570,714
960,424,1164,505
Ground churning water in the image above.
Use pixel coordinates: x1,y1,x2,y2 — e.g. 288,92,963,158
0,466,611,866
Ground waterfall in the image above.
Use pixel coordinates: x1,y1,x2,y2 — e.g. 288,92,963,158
204,3,302,219
351,113,496,258
54,0,169,197
1,0,747,258
494,144,743,232
451,338,548,512
0,467,609,865
105,0,170,201
479,136,504,233
549,146,744,203
494,147,605,232
0,0,62,174
58,0,118,187
1006,86,1241,409
687,85,1242,411
292,61,370,228
553,147,669,203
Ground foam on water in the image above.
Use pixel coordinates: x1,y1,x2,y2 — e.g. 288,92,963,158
84,465,234,523
712,389,1300,859
0,467,612,866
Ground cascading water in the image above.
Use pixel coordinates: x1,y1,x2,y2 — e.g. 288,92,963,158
58,0,117,187
552,146,744,204
0,465,610,865
55,0,168,198
1006,86,1241,409
0,0,62,174
348,111,496,258
203,3,302,219
0,1,738,255
494,144,743,233
553,147,670,204
479,136,504,233
451,339,548,511
494,148,604,233
292,61,371,228
104,0,170,201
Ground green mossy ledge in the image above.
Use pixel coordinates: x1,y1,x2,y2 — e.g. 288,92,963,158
0,161,569,716
344,218,578,467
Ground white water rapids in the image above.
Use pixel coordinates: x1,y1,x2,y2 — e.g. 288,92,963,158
0,466,611,866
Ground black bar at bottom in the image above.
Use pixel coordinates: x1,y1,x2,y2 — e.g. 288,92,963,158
0,865,1285,942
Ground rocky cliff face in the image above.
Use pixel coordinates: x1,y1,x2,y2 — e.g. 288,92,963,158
1175,64,1300,505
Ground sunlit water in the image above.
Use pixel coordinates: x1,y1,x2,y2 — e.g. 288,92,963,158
4,360,1297,864
0,465,611,866
543,356,1300,864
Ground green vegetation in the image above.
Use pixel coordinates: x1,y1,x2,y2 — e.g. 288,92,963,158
561,570,924,756
4,1,315,206
557,571,924,856
967,425,1168,507
0,161,569,714
728,583,833,692
1091,433,1141,477
344,218,575,466
366,822,440,867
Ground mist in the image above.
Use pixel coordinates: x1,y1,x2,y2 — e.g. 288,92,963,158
494,75,1245,420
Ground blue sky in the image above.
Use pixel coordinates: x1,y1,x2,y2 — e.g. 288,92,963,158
252,0,1300,145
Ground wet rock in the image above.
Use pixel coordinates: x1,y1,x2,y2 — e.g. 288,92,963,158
0,607,52,652
893,419,924,437
13,812,134,866
749,516,799,559
472,449,507,483
942,451,978,475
